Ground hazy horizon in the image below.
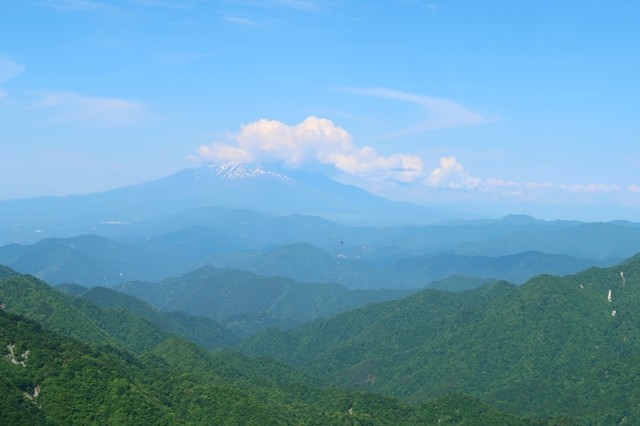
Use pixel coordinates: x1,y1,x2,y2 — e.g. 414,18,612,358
2,1,639,222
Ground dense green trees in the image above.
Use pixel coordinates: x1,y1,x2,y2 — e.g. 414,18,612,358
242,256,640,423
2,309,555,425
115,265,415,336
2,267,560,424
8,255,640,423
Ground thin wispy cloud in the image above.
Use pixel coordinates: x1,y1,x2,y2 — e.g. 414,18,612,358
39,0,199,16
223,16,263,28
488,179,624,195
396,0,438,13
131,0,199,9
0,55,25,84
478,172,630,202
229,0,325,12
390,154,634,201
276,0,323,11
337,87,497,135
46,0,115,13
34,91,151,126
559,183,621,193
155,51,219,65
0,56,24,106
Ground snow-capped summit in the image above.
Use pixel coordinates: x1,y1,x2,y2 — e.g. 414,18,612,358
196,161,292,182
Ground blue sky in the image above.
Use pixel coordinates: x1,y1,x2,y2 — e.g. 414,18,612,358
1,0,639,221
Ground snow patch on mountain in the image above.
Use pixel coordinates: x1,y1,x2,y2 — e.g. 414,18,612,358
196,161,293,182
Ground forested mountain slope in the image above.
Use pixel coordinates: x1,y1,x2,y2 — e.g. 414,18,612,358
115,265,416,335
0,234,187,285
77,285,239,349
0,264,18,280
242,253,640,423
0,274,236,353
0,274,561,424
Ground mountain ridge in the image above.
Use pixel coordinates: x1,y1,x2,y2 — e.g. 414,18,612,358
0,270,556,424
0,161,463,244
240,253,640,423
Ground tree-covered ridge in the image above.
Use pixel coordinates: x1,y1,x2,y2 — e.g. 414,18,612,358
0,305,560,424
0,234,180,286
115,265,416,335
0,310,175,424
0,274,234,354
77,285,239,349
242,254,640,423
0,263,18,280
0,310,294,425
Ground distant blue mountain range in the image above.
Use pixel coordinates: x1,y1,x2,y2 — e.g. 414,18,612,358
0,161,466,244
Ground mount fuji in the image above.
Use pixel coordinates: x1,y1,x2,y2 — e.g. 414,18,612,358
0,161,467,243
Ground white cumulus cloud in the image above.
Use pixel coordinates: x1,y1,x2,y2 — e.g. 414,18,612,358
197,116,424,182
196,117,633,204
425,156,482,190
